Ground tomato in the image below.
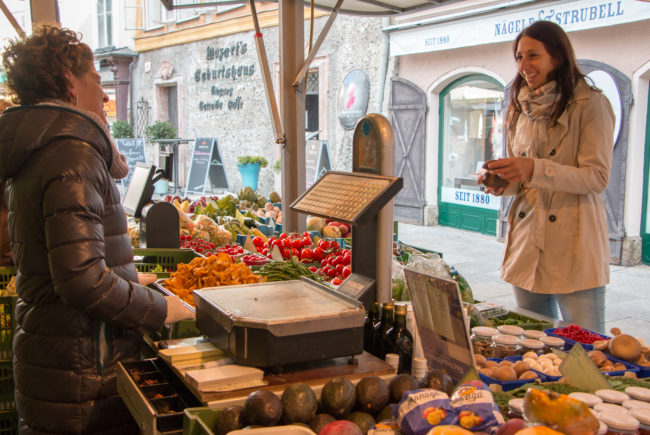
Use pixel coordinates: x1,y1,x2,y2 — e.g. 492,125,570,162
326,267,337,277
330,241,340,251
300,249,313,261
281,238,292,249
291,239,303,249
308,266,317,272
270,239,281,249
312,247,324,261
335,264,344,275
302,236,312,247
321,259,328,268
291,248,300,258
322,266,332,276
282,248,291,259
302,231,310,238
280,232,288,239
318,239,330,250
331,278,343,286
342,265,351,279
252,237,263,247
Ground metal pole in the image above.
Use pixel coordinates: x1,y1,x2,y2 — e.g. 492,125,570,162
279,0,305,233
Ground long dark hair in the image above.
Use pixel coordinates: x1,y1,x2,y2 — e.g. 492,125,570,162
508,21,585,125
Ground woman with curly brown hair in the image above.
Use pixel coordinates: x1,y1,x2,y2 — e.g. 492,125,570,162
0,26,193,433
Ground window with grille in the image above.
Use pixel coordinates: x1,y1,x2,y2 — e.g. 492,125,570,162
97,0,113,48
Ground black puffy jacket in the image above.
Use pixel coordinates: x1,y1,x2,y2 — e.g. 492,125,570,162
0,104,167,434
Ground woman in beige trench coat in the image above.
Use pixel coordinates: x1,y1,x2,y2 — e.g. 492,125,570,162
479,21,614,333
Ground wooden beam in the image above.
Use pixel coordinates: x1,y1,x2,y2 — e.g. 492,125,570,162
0,0,26,38
30,0,59,27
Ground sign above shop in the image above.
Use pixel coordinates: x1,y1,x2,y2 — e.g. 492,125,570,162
389,0,650,56
338,69,370,130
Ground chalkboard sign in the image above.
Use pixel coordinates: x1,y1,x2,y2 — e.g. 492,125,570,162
185,138,229,195
115,138,146,185
305,140,332,189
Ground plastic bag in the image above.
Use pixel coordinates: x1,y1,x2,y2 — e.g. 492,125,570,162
450,381,504,434
395,389,458,435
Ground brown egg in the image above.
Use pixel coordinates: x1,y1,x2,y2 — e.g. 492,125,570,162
512,360,531,376
518,370,539,380
492,365,517,382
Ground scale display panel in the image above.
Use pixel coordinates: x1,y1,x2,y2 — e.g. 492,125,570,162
290,171,402,224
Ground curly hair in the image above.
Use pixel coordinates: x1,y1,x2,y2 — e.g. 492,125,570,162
2,25,94,105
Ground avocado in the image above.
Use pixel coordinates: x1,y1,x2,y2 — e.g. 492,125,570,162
308,413,335,434
376,405,394,422
281,383,318,424
242,389,283,426
213,406,245,435
320,377,357,419
388,374,420,404
355,376,389,415
420,368,455,395
346,411,376,435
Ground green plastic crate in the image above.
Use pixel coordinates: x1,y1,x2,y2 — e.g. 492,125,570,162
0,411,17,435
132,249,203,278
0,361,13,412
183,407,220,435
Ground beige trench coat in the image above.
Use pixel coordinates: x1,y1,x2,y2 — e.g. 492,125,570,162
500,80,615,294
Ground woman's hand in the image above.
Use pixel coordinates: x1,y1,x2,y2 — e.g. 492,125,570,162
485,157,534,184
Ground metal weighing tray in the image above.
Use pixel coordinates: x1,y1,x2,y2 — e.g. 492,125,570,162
117,359,202,435
194,278,366,367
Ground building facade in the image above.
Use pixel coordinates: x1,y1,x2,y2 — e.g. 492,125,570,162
386,0,650,266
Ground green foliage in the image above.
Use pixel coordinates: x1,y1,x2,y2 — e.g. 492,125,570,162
238,155,268,167
273,159,281,173
145,121,177,140
110,120,133,138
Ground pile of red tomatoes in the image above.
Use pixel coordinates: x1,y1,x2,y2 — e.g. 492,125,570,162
180,234,218,256
251,232,352,285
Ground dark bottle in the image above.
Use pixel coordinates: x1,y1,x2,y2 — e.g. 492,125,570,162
383,304,413,374
363,302,380,355
374,301,394,359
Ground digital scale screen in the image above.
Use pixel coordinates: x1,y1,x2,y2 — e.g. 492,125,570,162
290,171,400,224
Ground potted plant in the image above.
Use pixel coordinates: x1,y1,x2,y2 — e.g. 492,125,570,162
237,155,268,191
145,120,177,140
110,120,133,138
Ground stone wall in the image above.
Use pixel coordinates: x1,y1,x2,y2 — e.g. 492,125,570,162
130,14,388,198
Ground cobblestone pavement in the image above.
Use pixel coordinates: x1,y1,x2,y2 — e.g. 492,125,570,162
397,222,650,344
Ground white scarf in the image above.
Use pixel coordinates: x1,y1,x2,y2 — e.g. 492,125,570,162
36,100,129,179
512,81,560,159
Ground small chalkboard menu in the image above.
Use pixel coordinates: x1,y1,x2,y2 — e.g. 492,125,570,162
115,138,146,185
185,138,229,195
305,140,332,189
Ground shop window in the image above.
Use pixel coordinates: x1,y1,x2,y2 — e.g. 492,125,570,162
305,71,319,135
145,0,174,28
176,0,199,22
438,74,504,235
97,0,113,48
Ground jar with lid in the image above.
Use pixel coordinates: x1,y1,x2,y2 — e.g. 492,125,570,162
569,392,603,408
471,326,498,357
598,410,640,435
595,403,631,415
596,389,631,405
623,400,650,412
630,408,650,435
491,334,521,359
540,335,566,352
519,338,545,356
497,324,524,338
507,398,524,419
522,329,547,340
626,387,650,403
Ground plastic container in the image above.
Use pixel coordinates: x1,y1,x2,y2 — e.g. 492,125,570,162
597,389,631,405
544,327,610,351
623,400,650,412
491,334,521,359
471,326,498,357
522,329,547,340
507,398,524,419
386,353,400,372
595,403,631,415
497,324,524,338
598,410,640,434
519,338,545,356
570,392,603,408
630,408,650,435
540,335,567,352
132,248,203,278
626,387,650,402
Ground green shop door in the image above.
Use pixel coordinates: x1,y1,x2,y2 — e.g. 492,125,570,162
642,86,650,264
437,75,504,236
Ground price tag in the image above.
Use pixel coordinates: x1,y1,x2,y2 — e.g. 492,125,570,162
559,344,610,392
271,245,284,262
235,209,245,225
243,236,256,252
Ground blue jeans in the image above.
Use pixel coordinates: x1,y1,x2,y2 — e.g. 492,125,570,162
512,286,606,333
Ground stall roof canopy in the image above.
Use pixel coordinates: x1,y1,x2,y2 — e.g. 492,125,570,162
160,0,458,16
